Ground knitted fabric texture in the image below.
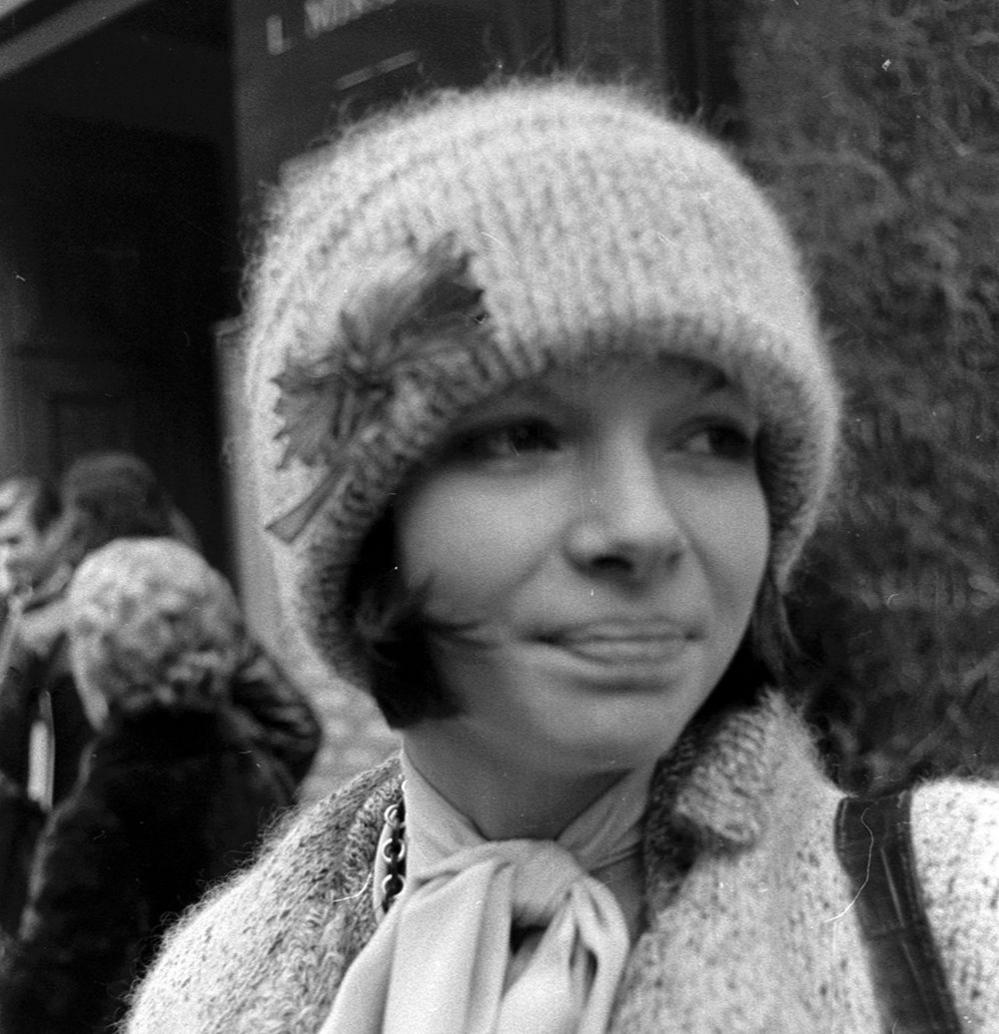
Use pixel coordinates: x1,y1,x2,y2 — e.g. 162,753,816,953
243,79,841,679
124,695,999,1033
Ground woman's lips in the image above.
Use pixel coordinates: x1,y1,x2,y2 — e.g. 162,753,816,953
538,620,696,665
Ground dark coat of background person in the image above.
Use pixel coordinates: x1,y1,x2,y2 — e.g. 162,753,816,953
0,594,92,806
0,475,90,818
0,628,90,934
0,479,91,935
0,700,295,1034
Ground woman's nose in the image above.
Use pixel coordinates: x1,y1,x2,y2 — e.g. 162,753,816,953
564,449,687,583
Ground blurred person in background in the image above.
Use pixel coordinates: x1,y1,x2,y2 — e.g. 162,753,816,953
0,478,90,933
0,477,64,593
0,452,322,934
0,537,297,1033
0,476,73,656
59,452,323,787
57,451,201,562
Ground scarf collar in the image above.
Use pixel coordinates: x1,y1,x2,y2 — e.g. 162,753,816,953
401,750,654,883
325,755,654,1034
332,691,806,1030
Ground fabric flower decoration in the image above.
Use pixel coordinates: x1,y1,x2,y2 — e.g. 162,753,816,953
267,233,491,542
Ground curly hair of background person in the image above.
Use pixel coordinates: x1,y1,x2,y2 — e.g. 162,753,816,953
67,537,246,721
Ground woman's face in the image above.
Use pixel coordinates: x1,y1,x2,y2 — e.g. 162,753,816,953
396,358,769,781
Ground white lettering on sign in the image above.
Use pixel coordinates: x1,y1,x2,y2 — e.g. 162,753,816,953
266,14,295,55
333,49,419,91
303,0,398,38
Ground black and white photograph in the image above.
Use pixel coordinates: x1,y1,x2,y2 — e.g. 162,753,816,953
0,1,996,1031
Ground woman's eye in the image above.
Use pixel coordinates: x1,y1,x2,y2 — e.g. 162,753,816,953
458,420,561,460
682,424,756,462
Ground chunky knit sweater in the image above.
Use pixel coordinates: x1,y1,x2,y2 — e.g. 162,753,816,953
125,693,999,1033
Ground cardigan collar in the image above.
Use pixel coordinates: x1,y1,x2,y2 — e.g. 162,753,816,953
341,691,807,973
637,690,802,919
646,690,796,852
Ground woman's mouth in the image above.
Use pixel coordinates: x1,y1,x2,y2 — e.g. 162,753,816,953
538,620,696,666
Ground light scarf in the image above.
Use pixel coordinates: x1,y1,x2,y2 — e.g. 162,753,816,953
320,755,652,1034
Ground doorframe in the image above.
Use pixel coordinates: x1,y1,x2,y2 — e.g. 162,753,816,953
0,0,151,79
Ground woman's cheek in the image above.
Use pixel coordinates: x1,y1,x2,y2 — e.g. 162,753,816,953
398,476,556,619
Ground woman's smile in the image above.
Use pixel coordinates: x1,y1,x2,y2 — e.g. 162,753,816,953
535,618,697,670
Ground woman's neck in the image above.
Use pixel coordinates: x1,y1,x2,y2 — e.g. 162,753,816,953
402,722,627,841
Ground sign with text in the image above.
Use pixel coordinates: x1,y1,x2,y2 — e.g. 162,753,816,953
304,0,399,38
231,0,557,208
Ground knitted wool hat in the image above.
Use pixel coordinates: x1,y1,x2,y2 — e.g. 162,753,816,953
244,79,840,681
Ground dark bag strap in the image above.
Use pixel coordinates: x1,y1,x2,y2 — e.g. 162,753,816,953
0,773,45,936
835,790,963,1034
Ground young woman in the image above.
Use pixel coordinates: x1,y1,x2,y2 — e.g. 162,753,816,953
125,80,999,1033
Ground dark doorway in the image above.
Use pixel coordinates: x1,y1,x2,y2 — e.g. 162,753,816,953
0,0,236,571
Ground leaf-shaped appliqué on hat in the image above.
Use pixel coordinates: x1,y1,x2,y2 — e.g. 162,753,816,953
267,234,492,543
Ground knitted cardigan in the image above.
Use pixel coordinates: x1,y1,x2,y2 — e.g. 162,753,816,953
125,693,999,1033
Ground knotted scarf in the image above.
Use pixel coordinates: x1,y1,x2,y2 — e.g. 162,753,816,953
320,756,653,1033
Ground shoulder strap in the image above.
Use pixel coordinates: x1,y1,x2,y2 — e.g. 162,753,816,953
834,790,963,1034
